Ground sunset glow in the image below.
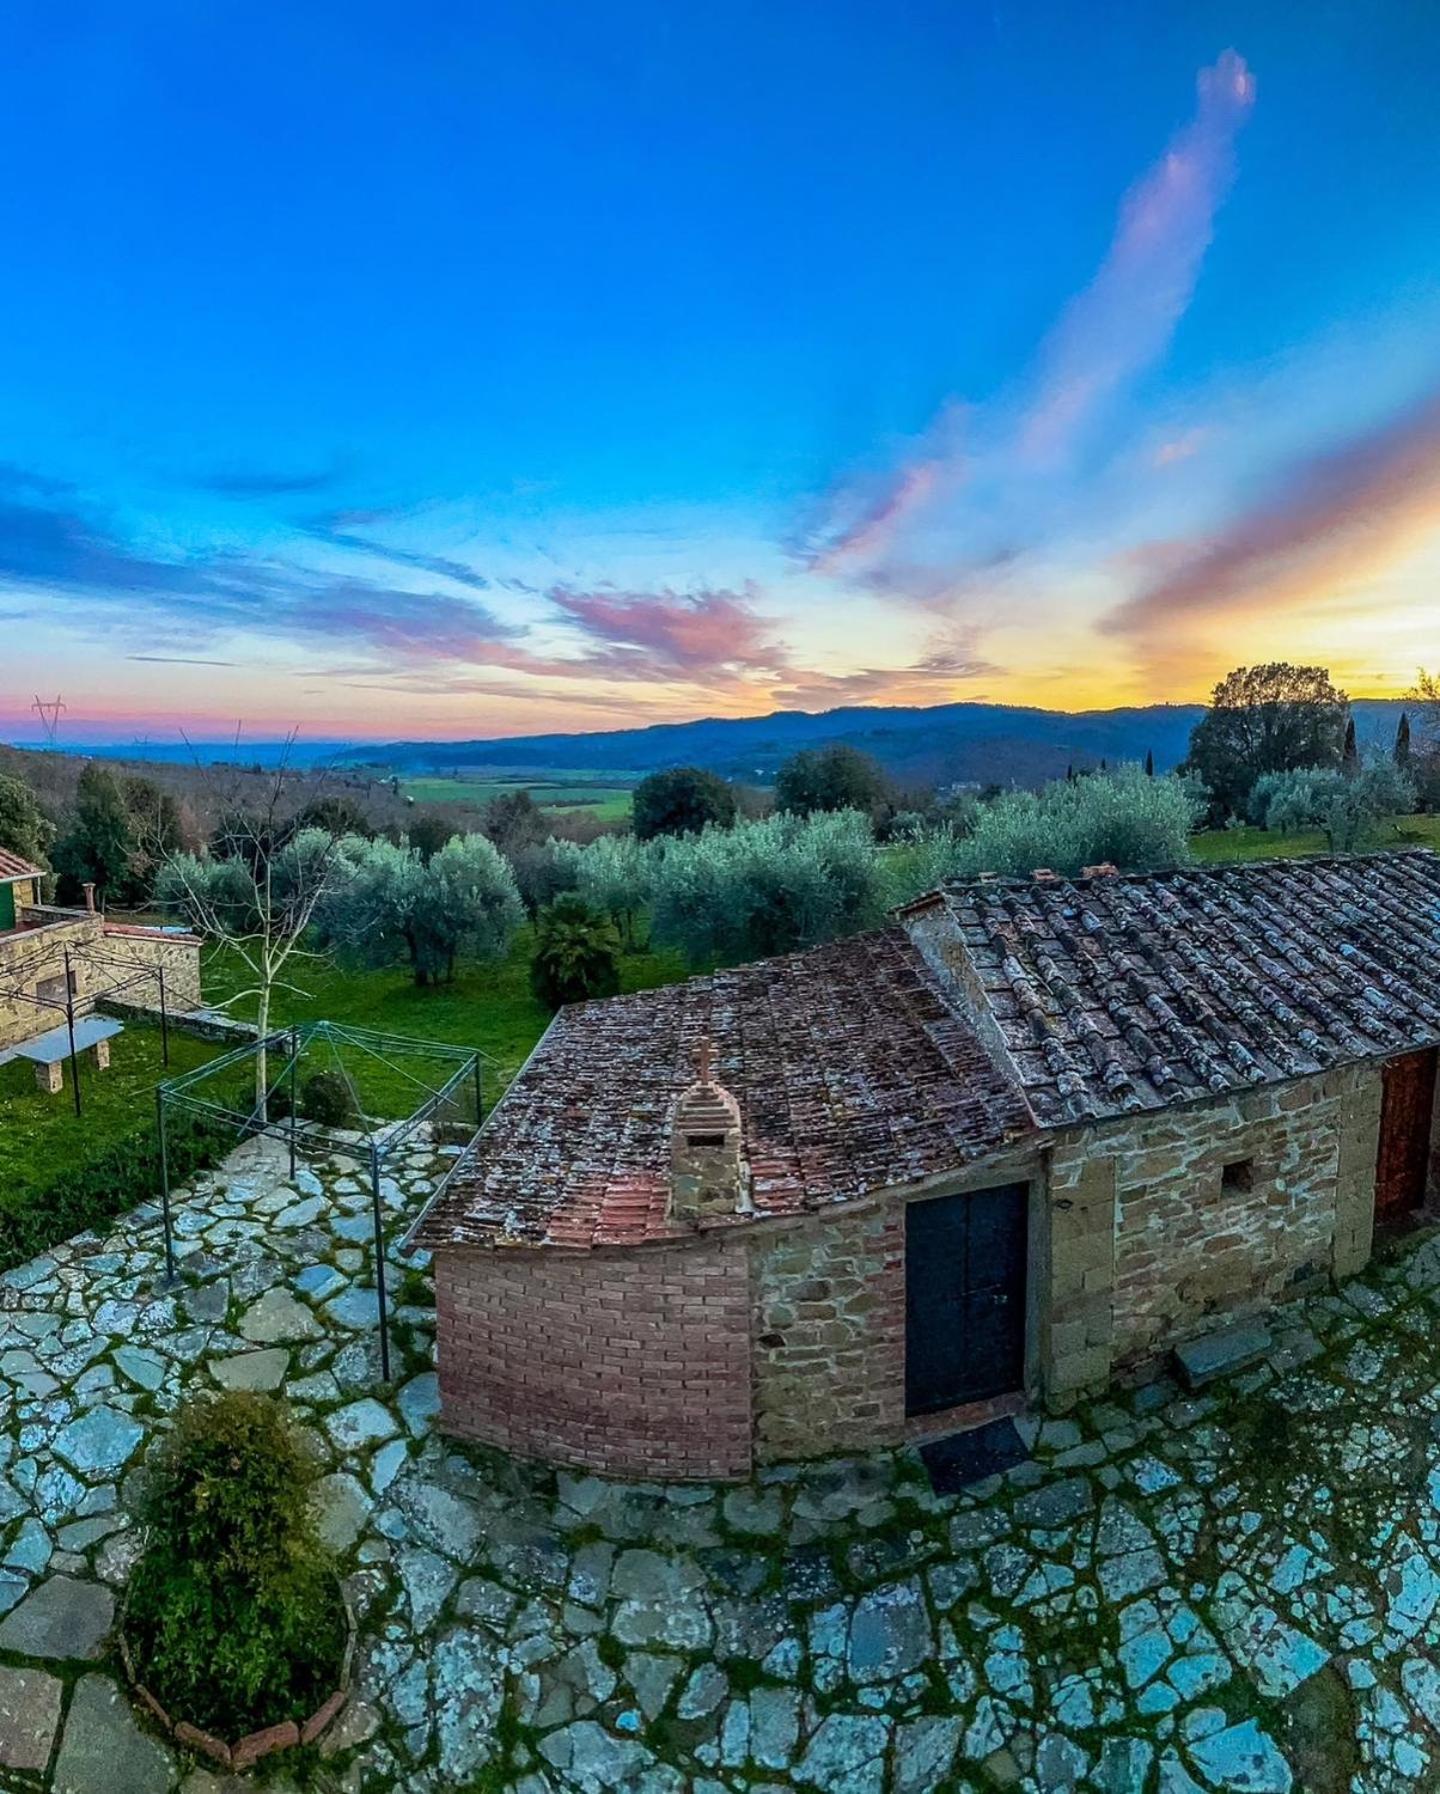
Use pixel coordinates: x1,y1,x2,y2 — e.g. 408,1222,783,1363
3,9,1438,746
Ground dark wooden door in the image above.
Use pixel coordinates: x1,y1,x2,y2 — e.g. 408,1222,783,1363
905,1183,1028,1416
1376,1048,1438,1224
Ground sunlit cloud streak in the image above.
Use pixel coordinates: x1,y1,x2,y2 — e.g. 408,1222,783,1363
299,509,494,591
1019,50,1255,464
1102,385,1440,656
798,50,1255,597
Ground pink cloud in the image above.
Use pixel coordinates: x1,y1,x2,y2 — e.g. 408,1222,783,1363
798,51,1254,598
803,403,967,574
1019,51,1255,463
547,584,787,680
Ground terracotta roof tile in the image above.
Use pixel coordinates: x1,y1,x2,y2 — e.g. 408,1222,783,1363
413,926,1033,1251
0,849,43,884
931,848,1440,1123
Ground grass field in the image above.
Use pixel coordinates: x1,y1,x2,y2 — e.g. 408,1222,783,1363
0,1020,221,1206
400,774,634,822
201,927,694,1116
1190,813,1440,863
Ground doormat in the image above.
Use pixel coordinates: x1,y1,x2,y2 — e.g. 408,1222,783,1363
919,1417,1028,1493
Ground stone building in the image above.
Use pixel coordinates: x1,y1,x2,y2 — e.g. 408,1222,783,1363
412,849,1440,1481
0,850,203,1057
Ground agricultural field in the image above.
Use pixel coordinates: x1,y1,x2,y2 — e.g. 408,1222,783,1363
398,771,636,822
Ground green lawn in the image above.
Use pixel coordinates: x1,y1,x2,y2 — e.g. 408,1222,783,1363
0,1020,221,1207
1190,813,1440,864
201,927,694,1117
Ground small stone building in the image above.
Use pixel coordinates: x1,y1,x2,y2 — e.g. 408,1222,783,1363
412,850,1440,1480
0,851,203,1053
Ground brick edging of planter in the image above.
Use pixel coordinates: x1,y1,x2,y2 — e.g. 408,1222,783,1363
117,1579,356,1771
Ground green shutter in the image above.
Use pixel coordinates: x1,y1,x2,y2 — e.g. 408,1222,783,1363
0,883,14,932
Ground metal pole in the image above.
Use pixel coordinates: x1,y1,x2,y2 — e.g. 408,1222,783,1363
288,1028,299,1179
370,1141,391,1381
472,1053,483,1132
63,948,81,1118
156,1086,176,1284
158,967,170,1068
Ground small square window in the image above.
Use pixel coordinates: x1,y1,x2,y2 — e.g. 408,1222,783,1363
1222,1157,1255,1193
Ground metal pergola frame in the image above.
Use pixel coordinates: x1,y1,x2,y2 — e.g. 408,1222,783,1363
156,1020,488,1379
0,926,176,1116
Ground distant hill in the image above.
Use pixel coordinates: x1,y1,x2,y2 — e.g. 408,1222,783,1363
341,697,1411,791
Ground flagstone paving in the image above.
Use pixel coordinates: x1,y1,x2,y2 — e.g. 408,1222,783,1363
3,1138,1440,1790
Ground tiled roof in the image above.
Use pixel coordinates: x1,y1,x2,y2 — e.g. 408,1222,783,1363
0,849,43,884
412,927,1034,1251
927,849,1440,1124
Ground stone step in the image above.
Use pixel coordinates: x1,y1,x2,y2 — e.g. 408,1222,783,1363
1172,1319,1272,1391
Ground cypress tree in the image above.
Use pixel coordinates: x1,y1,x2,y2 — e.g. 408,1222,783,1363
1144,749,1155,777
1395,712,1412,768
1342,716,1358,772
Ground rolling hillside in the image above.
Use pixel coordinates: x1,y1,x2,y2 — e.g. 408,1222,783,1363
343,697,1412,791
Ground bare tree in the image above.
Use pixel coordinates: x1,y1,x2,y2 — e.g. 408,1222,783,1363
153,731,355,1117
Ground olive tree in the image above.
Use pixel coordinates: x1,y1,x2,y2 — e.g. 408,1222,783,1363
316,832,522,985
651,809,884,964
562,832,657,950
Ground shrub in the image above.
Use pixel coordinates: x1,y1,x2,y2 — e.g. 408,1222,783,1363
271,1068,358,1130
126,1392,343,1739
530,895,623,1009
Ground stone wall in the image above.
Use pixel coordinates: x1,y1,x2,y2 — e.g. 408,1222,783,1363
434,1237,753,1480
1045,1064,1384,1401
0,913,101,1049
94,926,203,1015
749,1207,906,1463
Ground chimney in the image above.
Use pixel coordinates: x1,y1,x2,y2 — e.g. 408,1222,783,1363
1081,862,1119,879
81,882,96,914
669,1037,749,1224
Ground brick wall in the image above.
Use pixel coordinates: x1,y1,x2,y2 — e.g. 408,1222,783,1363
434,1238,753,1480
749,1208,906,1462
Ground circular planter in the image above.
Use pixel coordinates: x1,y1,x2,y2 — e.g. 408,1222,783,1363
118,1579,356,1772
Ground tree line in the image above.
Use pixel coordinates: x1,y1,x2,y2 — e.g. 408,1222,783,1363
0,667,1431,1100
1182,661,1438,839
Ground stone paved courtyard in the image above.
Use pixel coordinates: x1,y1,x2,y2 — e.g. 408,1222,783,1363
3,1141,1440,1790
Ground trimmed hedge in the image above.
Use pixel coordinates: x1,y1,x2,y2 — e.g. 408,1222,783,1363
0,1114,232,1278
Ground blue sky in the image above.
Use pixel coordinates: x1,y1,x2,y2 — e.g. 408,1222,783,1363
3,2,1439,742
